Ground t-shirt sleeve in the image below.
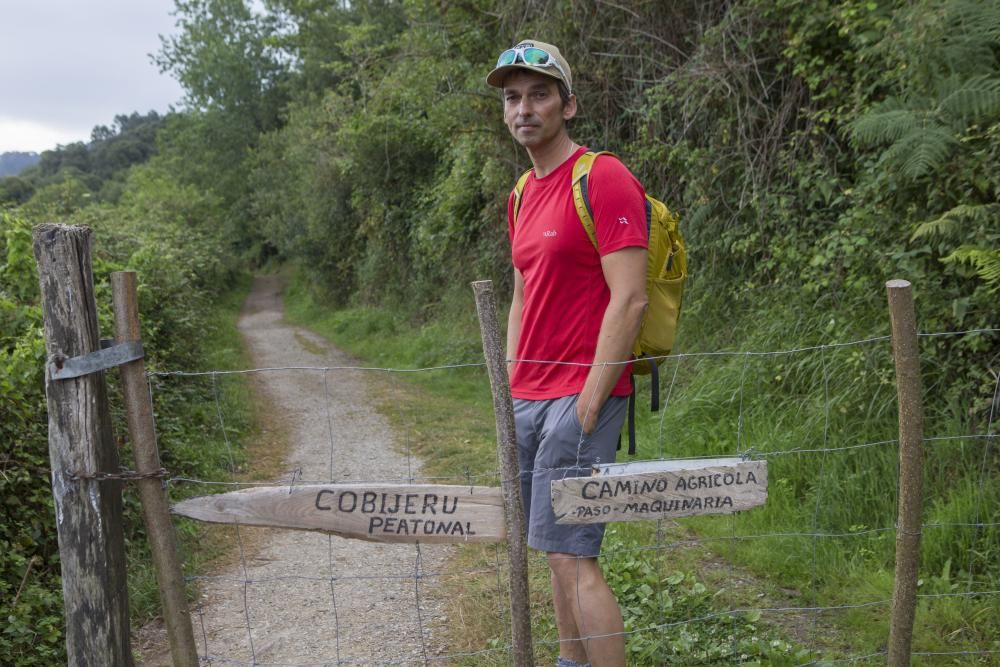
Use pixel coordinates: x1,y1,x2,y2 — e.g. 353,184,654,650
587,155,649,255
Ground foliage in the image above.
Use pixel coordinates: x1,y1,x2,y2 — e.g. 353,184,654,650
0,212,55,665
849,0,1000,293
0,112,166,208
0,152,40,179
602,527,815,665
4,0,999,661
0,136,248,659
155,0,288,132
153,0,292,260
161,0,998,659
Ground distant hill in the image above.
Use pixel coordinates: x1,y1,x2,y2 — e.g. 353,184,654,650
0,112,166,206
0,152,40,177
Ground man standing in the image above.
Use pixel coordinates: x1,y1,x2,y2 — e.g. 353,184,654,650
487,40,649,667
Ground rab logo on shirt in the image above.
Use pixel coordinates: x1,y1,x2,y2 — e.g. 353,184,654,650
618,216,629,225
543,230,558,237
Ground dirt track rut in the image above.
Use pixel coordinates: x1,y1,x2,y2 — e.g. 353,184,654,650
139,275,450,666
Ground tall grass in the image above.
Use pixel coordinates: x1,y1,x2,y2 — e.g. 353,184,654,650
634,281,999,659
285,269,998,662
124,276,257,622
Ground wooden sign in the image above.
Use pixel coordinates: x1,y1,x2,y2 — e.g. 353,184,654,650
172,484,506,544
551,458,767,524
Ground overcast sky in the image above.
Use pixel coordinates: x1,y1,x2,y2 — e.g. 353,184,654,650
0,0,186,153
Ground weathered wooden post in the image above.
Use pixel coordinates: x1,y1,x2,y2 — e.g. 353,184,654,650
472,280,534,667
112,271,199,666
886,279,925,667
32,224,134,666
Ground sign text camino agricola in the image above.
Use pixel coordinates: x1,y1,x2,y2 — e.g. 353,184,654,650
551,458,768,524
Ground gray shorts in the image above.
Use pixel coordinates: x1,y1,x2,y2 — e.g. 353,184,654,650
513,394,627,556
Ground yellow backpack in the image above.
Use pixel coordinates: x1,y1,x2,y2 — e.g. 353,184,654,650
512,151,688,453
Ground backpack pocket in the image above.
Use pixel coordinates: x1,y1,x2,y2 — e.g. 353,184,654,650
633,274,684,374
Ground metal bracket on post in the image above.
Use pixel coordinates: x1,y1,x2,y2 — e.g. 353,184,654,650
49,340,144,381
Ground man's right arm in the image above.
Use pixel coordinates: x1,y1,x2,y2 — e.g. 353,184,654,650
506,268,525,367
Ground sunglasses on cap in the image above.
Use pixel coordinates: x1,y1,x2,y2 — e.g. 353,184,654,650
496,46,570,87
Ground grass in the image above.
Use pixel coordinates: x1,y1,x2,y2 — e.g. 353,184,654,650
282,267,999,664
125,274,269,627
281,271,855,665
633,284,1000,663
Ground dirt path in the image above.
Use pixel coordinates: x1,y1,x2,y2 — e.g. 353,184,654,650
139,275,451,666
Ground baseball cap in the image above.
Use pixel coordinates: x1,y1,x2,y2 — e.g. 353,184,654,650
486,39,573,92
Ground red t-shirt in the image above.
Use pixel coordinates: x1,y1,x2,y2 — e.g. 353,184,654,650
507,147,648,400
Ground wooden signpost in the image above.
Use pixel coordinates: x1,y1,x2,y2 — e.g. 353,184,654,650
551,458,767,524
175,461,768,538
173,484,506,544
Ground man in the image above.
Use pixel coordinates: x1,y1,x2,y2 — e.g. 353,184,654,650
486,40,649,667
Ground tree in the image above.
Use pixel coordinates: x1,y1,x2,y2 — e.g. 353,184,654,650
156,0,288,134
0,176,34,205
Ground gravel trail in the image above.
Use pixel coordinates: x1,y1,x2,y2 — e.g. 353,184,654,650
140,275,451,666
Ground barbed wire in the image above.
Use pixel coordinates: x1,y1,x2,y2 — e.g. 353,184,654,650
147,324,998,665
147,326,1000,378
42,424,986,486
29,424,990,485
65,466,168,482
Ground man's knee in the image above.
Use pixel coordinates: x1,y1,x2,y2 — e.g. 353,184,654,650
548,552,599,584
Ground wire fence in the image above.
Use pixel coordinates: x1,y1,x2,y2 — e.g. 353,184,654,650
148,326,998,666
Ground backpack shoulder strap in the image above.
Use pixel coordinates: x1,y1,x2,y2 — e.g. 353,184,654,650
511,168,533,225
571,150,618,250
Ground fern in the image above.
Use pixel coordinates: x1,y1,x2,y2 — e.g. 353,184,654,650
851,0,1000,186
941,245,1000,292
903,126,961,180
916,203,1000,292
913,204,1000,241
862,0,1000,295
944,1,1000,63
849,105,921,148
873,124,959,180
912,214,960,241
938,75,1000,125
932,0,1000,81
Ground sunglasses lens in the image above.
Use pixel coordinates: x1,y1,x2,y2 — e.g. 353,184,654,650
522,48,550,66
497,49,517,66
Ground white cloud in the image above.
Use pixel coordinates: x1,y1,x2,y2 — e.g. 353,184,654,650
0,117,87,154
0,0,184,153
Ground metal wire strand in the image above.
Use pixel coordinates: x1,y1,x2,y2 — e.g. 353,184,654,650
162,326,998,664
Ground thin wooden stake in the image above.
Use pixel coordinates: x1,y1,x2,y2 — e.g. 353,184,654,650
32,224,134,666
886,279,924,667
112,272,199,666
472,280,534,667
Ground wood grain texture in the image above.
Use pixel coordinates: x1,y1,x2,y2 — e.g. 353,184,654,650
552,459,767,524
112,272,198,667
174,484,506,544
472,280,534,666
886,279,924,667
32,224,134,666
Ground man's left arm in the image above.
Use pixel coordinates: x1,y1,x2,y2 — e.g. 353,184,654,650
576,247,648,433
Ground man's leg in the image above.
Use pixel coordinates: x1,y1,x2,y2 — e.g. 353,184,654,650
549,552,625,667
525,395,627,666
551,555,588,665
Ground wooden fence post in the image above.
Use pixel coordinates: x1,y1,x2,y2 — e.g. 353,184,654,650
472,280,535,667
32,224,134,666
111,271,199,666
886,279,925,666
